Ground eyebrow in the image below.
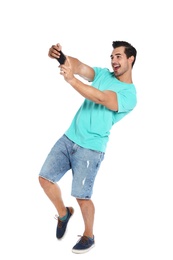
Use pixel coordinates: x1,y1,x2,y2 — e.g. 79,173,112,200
110,53,122,57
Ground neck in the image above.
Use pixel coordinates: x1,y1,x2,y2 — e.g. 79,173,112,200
116,71,133,84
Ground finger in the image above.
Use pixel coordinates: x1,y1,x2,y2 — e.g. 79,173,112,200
56,43,62,50
60,69,66,76
49,45,61,59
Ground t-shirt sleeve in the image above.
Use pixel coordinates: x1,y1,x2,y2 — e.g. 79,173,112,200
117,89,137,113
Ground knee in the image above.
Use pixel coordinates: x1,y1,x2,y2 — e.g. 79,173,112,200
76,198,89,207
38,176,51,189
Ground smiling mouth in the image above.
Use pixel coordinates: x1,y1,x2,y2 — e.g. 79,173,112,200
113,64,120,71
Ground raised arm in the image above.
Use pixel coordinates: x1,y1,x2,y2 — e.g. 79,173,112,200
48,43,118,111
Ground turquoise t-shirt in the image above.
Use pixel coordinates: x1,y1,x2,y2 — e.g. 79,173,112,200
65,67,137,152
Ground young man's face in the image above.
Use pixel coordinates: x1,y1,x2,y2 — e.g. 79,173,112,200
111,46,133,78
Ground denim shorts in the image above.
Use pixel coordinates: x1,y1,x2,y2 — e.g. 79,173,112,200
39,135,105,199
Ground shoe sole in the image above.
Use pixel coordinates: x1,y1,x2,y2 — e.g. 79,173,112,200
72,244,95,254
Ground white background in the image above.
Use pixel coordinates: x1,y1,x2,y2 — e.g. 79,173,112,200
0,0,172,259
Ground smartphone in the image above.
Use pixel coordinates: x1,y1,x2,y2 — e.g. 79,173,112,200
56,50,66,64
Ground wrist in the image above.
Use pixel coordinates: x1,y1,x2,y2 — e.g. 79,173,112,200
67,76,77,86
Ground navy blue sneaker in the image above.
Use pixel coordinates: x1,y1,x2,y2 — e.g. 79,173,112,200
55,207,74,239
72,235,95,254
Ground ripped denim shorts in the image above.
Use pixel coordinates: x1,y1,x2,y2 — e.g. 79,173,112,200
39,134,105,199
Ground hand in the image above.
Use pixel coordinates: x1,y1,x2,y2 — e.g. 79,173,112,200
48,43,62,59
59,56,75,83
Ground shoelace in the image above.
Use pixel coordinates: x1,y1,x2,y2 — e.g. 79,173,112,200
76,235,89,244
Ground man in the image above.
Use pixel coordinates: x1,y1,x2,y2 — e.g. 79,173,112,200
39,41,137,254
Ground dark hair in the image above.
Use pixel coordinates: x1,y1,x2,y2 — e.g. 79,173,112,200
112,41,137,67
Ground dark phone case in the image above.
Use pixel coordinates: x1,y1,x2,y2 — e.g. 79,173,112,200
56,50,66,64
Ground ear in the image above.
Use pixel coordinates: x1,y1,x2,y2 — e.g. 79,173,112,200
129,55,134,65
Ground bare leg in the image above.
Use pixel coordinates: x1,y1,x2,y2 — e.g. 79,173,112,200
39,176,67,218
76,198,95,238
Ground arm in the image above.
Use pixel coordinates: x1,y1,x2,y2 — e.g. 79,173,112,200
68,77,118,111
48,43,118,111
61,57,118,111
